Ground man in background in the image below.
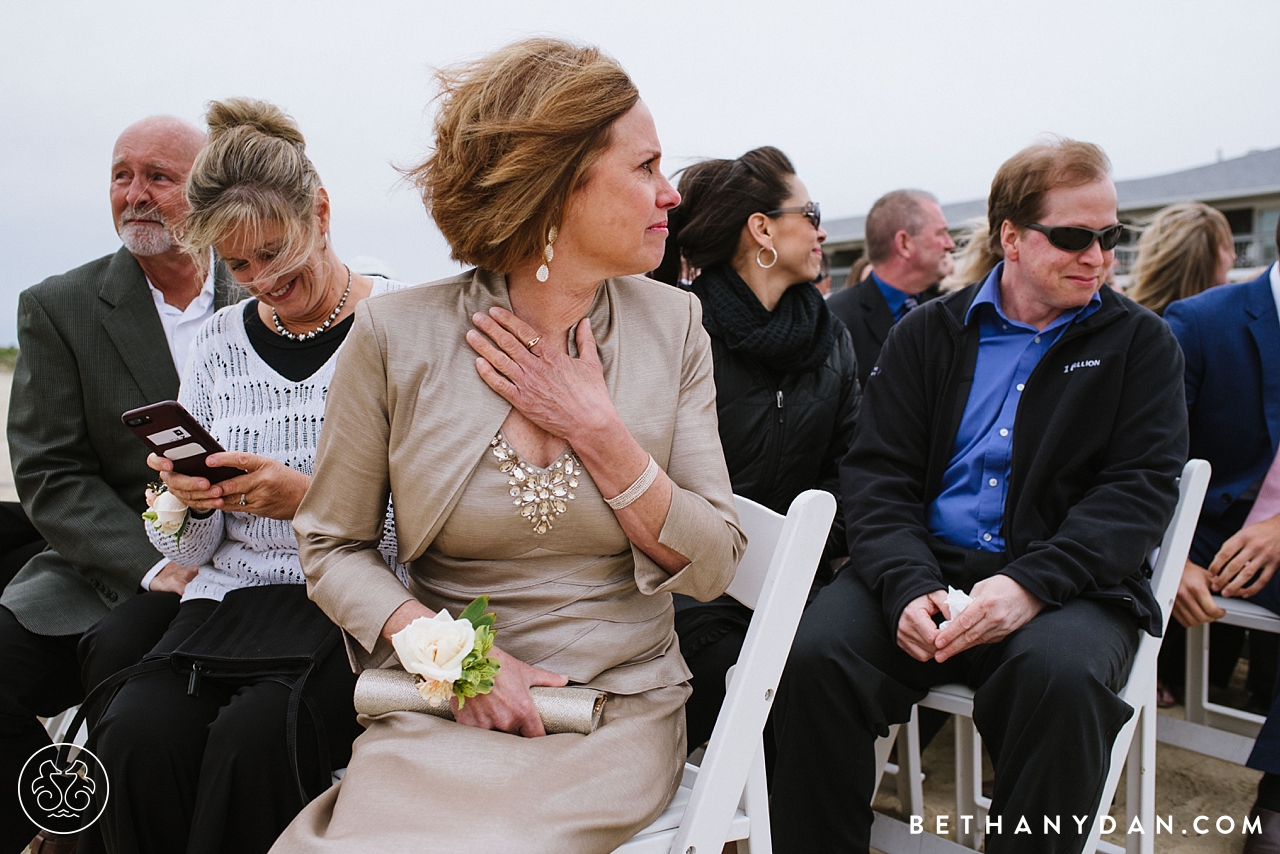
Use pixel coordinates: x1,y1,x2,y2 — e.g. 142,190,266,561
827,189,954,386
0,115,234,850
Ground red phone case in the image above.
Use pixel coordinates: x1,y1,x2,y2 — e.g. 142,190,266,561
121,401,242,484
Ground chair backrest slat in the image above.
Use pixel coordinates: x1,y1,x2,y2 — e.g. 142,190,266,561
724,498,787,610
1148,459,1212,637
672,490,836,854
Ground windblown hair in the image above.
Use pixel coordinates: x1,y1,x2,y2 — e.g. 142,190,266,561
948,218,1000,288
408,38,638,273
846,255,873,288
1128,202,1233,316
986,138,1111,262
652,146,796,285
864,189,937,265
183,98,323,284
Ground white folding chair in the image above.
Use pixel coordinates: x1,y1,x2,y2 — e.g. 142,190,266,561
615,489,836,854
1157,595,1280,764
872,458,1210,854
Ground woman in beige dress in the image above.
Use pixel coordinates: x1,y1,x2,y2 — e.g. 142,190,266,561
273,38,745,853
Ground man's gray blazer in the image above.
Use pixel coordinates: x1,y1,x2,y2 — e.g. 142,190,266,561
2,247,235,636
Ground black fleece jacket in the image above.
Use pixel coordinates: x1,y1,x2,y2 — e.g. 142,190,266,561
843,281,1189,636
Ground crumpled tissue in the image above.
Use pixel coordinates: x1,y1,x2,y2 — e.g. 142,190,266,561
938,586,972,630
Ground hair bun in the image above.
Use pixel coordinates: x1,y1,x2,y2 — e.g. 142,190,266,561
204,97,305,148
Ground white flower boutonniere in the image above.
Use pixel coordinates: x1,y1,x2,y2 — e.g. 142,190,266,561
391,596,500,708
142,484,189,546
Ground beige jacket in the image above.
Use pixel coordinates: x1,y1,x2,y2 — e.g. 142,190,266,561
295,269,745,684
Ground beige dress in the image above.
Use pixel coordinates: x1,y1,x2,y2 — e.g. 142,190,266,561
273,270,745,853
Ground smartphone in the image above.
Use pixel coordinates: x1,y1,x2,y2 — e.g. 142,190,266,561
121,401,243,484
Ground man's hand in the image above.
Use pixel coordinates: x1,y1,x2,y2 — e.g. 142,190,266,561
150,561,197,595
1207,515,1280,598
1173,559,1227,627
897,589,949,662
934,575,1043,663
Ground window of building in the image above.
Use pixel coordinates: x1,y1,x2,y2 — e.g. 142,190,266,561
1224,208,1254,235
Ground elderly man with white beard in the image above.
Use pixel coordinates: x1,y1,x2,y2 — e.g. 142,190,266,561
0,116,235,852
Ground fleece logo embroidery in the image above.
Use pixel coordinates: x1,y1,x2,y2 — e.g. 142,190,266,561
1062,359,1101,374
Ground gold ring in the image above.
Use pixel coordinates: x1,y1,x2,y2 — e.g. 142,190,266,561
526,336,541,349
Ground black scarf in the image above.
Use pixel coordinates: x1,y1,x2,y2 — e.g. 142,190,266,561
690,263,837,373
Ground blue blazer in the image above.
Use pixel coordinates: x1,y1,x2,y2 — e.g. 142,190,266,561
1165,265,1280,563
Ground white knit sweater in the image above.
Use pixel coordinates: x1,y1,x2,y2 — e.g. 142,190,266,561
147,277,409,601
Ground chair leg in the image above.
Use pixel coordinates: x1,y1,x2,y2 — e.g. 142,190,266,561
1124,700,1156,854
897,708,924,818
738,739,771,854
1185,622,1210,725
872,723,899,803
955,716,985,849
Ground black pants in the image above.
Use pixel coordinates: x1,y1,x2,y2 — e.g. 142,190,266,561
770,571,1139,854
92,596,361,854
0,593,179,853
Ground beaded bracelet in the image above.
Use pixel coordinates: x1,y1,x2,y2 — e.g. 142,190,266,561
605,455,660,510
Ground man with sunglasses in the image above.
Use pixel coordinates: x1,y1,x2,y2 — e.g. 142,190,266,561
828,189,956,386
771,139,1187,854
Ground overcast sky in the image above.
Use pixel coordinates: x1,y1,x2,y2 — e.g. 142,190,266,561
2,0,1278,346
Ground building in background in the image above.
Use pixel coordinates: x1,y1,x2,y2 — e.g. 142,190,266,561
823,145,1280,290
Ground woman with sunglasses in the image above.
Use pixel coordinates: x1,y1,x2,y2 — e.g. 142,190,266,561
653,146,859,755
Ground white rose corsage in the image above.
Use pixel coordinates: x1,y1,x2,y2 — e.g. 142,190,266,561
142,483,189,546
391,596,500,708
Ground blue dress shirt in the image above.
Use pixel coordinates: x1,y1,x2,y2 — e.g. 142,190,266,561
871,273,916,322
927,263,1102,551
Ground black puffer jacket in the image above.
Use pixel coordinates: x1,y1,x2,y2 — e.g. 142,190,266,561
685,271,861,560
707,330,860,557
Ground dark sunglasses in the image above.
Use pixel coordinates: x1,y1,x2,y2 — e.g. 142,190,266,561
1022,222,1124,252
765,201,821,230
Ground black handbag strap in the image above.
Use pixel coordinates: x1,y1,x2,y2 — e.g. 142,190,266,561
58,657,172,768
284,661,331,804
62,587,344,806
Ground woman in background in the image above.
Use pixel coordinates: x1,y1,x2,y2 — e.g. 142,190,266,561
653,146,859,754
1129,201,1235,316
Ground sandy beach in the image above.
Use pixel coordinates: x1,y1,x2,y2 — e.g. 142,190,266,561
0,369,18,502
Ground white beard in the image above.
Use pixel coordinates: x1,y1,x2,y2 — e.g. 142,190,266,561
120,221,174,256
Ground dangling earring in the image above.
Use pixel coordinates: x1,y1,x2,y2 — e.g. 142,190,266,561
756,246,778,269
536,225,558,282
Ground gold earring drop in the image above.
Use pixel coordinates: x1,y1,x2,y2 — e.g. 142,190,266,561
536,225,558,283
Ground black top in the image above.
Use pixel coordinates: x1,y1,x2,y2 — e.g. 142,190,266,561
845,282,1188,636
243,300,354,382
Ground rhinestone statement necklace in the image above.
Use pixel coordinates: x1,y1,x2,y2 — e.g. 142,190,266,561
491,432,580,534
272,265,353,341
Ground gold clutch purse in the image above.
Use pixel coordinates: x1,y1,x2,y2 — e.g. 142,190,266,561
353,667,607,735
